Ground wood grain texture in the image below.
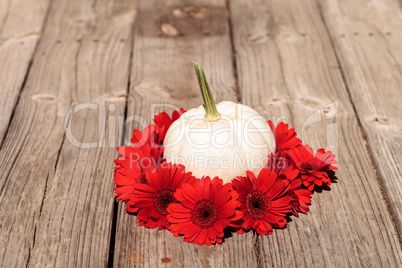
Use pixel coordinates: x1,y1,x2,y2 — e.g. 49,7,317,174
0,0,50,145
0,0,400,267
0,0,136,267
229,0,402,267
318,0,402,236
113,0,258,267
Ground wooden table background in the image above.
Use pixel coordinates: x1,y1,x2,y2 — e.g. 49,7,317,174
0,0,401,267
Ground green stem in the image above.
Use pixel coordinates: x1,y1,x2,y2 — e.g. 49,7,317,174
192,63,221,122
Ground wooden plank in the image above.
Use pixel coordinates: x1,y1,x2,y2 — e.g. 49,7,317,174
0,0,136,266
0,0,50,145
318,0,402,236
229,0,402,267
113,1,259,267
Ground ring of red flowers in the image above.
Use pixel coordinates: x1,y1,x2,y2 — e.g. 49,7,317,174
114,108,338,246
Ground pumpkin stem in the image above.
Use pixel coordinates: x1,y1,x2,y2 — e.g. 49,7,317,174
192,63,221,122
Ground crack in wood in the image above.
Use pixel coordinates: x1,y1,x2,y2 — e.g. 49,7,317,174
25,124,63,268
25,226,35,268
26,171,50,268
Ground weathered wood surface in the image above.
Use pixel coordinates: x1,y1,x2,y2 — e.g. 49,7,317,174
318,0,402,236
0,0,136,267
0,0,401,267
229,0,402,266
113,0,259,267
0,0,50,145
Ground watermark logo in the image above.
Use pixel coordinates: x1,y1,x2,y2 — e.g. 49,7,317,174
64,101,339,157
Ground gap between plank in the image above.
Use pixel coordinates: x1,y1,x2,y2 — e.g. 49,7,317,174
226,0,241,103
107,14,136,267
107,200,119,268
253,233,261,267
315,1,402,245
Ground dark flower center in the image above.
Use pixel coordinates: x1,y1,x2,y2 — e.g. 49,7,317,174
153,188,177,216
136,171,149,185
246,190,271,220
299,161,319,174
191,199,219,229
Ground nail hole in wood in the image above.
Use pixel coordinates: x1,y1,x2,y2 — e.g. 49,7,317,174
374,117,389,125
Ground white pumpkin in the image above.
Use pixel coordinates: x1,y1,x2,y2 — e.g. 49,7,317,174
163,64,275,184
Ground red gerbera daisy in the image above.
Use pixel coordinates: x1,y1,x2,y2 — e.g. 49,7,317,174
287,145,337,191
291,188,311,216
267,152,311,217
130,162,195,230
131,125,164,148
167,177,242,246
232,168,292,235
153,108,186,141
267,151,290,173
114,143,163,206
267,120,302,154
